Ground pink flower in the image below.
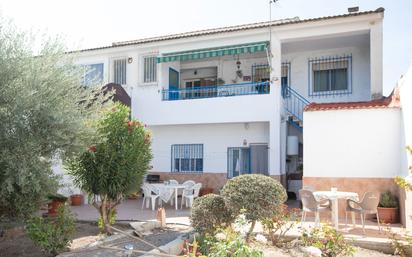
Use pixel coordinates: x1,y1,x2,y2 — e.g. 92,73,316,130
88,146,97,152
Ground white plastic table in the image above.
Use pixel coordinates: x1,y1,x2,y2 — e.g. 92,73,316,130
313,191,359,229
149,183,186,210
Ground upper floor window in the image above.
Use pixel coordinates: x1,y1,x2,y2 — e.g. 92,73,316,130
252,64,270,82
171,144,203,173
113,58,127,85
143,56,157,83
308,55,352,96
281,62,291,97
82,63,104,87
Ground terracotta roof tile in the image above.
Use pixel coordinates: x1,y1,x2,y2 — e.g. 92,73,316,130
70,8,384,53
304,86,400,112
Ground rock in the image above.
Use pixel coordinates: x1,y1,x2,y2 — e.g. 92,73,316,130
129,221,160,233
301,246,322,257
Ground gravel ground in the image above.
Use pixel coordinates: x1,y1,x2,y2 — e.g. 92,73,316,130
59,224,190,257
259,246,396,257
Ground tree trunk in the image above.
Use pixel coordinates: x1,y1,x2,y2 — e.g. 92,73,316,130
100,198,112,235
246,220,256,241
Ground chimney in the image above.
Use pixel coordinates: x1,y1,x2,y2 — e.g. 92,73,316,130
348,6,359,13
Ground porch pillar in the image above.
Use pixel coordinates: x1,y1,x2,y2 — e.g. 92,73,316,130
370,20,383,99
269,36,283,180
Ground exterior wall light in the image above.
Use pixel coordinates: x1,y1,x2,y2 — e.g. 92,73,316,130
128,57,133,64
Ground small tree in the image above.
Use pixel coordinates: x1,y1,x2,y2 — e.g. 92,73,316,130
221,174,287,239
67,103,152,234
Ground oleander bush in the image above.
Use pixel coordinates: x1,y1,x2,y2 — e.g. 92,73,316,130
221,174,287,238
190,194,234,234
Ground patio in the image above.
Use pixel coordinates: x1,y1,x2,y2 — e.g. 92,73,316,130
69,198,404,240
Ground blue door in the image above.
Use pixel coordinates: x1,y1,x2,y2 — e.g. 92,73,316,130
169,68,179,100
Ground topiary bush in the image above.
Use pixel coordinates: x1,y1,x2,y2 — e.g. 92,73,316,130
221,174,287,238
190,194,234,234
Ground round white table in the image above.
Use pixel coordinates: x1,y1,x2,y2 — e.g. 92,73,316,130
313,191,359,229
148,183,187,210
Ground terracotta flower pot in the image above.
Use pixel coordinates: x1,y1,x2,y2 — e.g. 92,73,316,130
199,188,214,196
377,207,399,224
70,194,84,206
48,200,65,216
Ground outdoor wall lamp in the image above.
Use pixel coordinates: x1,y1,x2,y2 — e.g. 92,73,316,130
128,57,133,63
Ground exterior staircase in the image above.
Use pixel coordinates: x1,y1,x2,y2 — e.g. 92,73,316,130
282,86,310,132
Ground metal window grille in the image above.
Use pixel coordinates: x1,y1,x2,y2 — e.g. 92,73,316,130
171,144,203,173
144,56,157,83
113,58,127,85
251,64,270,82
308,55,352,97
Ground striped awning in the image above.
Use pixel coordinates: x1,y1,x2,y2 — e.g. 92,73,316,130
157,42,268,63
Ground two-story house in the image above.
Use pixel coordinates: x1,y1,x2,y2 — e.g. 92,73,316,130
72,7,384,195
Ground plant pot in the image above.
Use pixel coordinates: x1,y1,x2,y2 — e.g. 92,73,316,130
199,188,214,196
48,200,65,216
70,194,84,206
377,207,399,224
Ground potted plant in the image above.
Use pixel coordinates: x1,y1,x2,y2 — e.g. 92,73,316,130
47,193,68,216
70,194,84,206
377,191,399,224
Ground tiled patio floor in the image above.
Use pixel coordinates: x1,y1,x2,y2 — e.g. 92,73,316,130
70,199,191,224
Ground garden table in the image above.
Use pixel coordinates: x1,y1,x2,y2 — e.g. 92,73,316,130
313,191,359,229
149,183,186,210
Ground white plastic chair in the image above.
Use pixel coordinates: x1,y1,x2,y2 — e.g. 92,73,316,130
182,183,202,208
299,189,331,227
345,191,381,234
141,184,159,211
180,181,196,209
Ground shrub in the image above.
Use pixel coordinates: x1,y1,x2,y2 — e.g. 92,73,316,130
26,205,76,255
208,228,263,257
221,174,287,238
261,204,300,246
301,225,355,257
190,194,234,234
379,191,398,208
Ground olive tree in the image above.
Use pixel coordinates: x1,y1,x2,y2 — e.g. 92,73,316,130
0,18,106,219
67,103,152,234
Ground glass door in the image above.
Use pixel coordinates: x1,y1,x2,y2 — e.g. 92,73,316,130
169,68,179,100
227,147,250,178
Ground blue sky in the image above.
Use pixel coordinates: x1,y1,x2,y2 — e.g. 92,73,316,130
0,0,411,95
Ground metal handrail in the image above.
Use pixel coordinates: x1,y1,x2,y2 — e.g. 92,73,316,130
283,86,310,123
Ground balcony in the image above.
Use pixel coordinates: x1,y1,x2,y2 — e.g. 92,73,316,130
161,81,270,101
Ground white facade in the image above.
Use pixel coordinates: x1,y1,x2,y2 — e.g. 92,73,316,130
304,108,402,178
70,9,384,182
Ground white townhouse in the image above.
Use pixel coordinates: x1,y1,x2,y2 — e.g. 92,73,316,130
72,8,389,202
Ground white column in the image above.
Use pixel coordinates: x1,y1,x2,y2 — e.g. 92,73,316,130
269,37,282,176
370,20,383,99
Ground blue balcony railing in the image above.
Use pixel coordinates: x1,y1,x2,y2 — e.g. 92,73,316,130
282,85,310,123
162,81,270,101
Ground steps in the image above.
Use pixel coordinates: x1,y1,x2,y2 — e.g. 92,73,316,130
282,86,310,131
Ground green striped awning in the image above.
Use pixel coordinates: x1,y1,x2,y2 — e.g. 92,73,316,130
157,42,268,63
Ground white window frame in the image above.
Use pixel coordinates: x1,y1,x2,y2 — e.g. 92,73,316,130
140,54,158,85
308,55,352,97
111,57,127,85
